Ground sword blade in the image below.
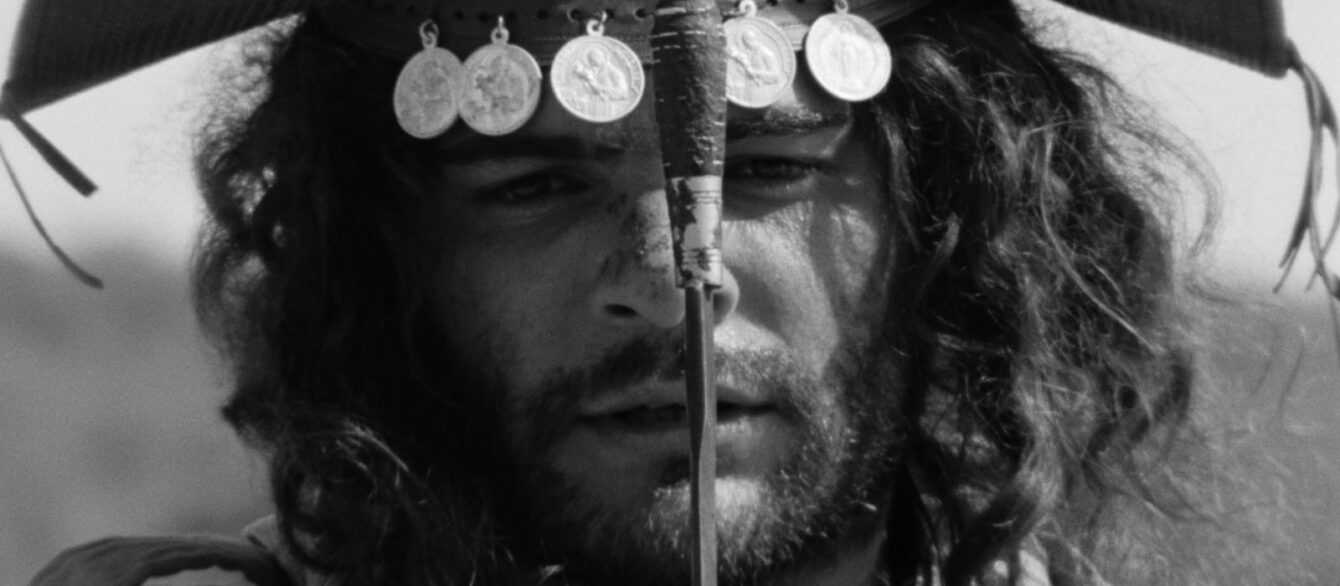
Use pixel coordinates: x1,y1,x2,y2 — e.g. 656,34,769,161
686,285,717,586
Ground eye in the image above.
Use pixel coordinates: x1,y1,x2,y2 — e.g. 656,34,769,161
725,157,823,185
478,170,592,208
723,158,825,213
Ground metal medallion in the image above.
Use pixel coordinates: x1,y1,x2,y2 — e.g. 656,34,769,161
461,44,543,136
550,27,645,123
725,12,796,108
393,45,465,139
803,11,892,102
461,20,543,136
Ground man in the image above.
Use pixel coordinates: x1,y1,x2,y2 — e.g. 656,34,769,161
20,0,1319,584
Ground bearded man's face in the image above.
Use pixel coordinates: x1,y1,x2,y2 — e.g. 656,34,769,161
431,70,900,585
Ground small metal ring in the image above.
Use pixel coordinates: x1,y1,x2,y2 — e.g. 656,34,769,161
586,13,606,36
833,0,850,12
419,19,439,47
492,15,509,43
738,0,758,17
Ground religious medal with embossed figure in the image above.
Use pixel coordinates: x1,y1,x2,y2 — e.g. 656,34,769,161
725,0,795,108
461,16,544,136
804,0,891,102
394,20,466,139
550,13,646,123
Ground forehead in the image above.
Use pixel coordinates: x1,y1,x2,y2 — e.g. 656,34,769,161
439,65,851,150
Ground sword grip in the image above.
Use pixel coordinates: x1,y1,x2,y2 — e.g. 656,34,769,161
651,0,726,290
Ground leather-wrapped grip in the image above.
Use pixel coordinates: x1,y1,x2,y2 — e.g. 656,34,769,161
651,0,726,289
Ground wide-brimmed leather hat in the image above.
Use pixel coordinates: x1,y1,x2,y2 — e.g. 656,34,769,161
0,0,1331,294
0,0,1295,118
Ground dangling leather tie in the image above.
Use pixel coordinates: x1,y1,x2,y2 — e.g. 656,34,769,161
1276,42,1339,363
0,114,103,288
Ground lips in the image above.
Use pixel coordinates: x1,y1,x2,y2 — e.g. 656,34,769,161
578,383,769,417
598,402,773,432
577,383,774,433
560,381,791,475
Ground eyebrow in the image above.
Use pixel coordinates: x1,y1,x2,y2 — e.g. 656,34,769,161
437,107,850,163
725,108,851,141
438,135,624,165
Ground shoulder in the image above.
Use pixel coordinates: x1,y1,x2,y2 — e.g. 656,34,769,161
28,534,291,586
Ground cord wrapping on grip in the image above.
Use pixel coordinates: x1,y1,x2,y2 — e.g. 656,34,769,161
666,174,723,288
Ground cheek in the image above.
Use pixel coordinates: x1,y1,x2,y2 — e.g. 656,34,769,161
727,199,886,366
813,203,886,310
436,239,580,389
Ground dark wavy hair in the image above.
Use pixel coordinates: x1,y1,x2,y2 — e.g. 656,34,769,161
193,0,1238,584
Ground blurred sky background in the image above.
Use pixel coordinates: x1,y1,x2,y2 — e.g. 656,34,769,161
1,1,1337,584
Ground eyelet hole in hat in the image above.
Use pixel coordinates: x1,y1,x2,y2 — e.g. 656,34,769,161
633,7,650,19
537,8,551,19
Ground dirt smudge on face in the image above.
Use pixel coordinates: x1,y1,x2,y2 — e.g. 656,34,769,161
597,192,677,300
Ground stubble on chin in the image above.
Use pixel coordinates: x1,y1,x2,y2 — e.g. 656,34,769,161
497,344,904,586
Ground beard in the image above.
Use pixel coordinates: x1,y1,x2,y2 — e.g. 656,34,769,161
454,332,907,586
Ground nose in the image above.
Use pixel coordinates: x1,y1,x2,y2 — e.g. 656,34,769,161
591,190,739,329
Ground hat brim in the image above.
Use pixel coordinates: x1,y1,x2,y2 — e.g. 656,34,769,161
2,0,1293,116
1053,0,1290,77
2,0,308,115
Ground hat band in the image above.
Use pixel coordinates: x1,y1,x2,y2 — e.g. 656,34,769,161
315,0,930,64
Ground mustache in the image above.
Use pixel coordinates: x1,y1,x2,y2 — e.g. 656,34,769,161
517,334,821,431
560,333,689,402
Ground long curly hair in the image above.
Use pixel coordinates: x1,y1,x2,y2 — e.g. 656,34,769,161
193,0,1234,583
